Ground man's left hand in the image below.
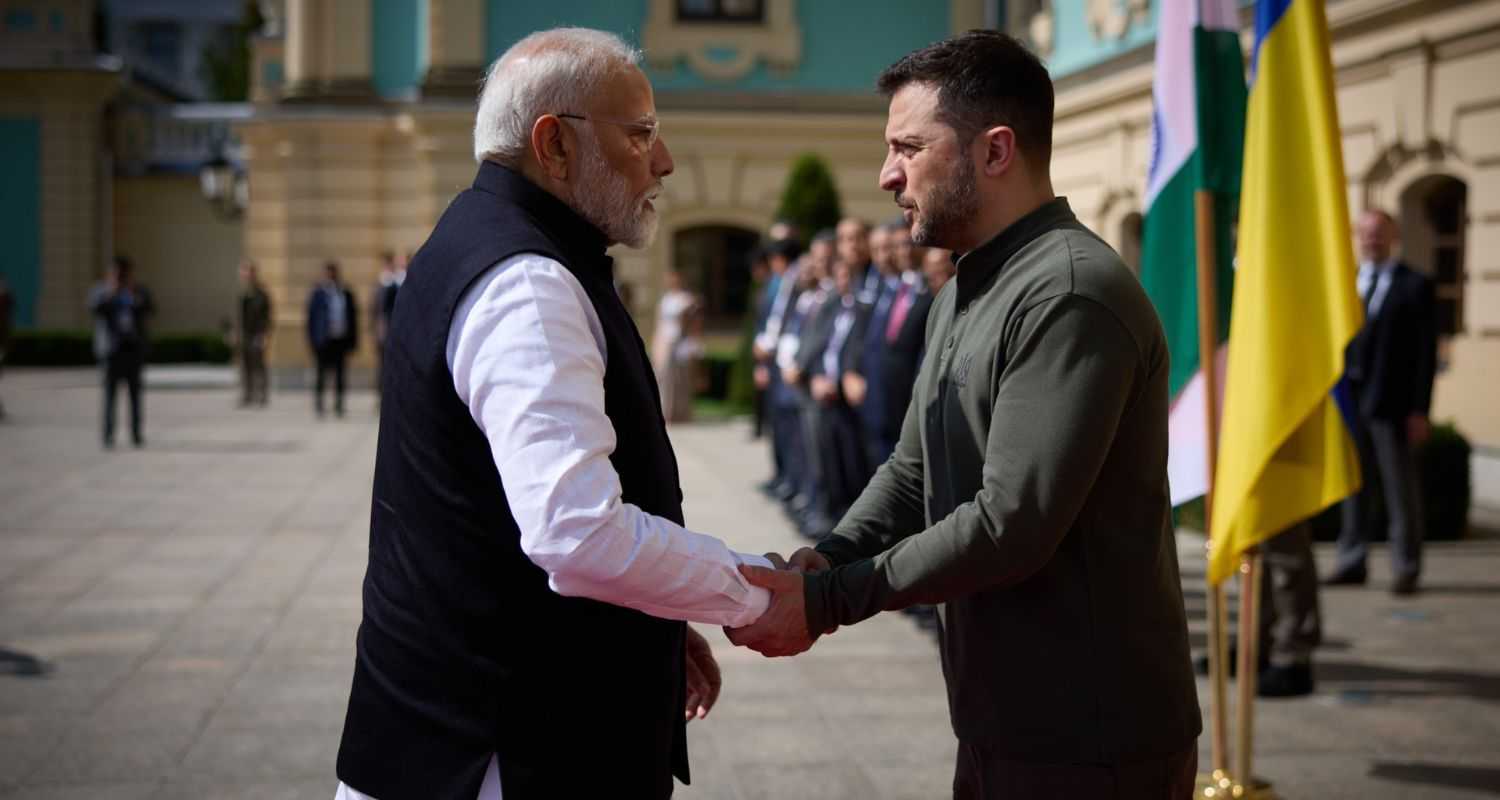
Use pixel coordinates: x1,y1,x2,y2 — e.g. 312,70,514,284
683,626,721,721
1407,415,1431,447
724,565,816,657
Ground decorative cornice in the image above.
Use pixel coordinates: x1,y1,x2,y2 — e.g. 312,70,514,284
1086,0,1150,42
642,0,802,82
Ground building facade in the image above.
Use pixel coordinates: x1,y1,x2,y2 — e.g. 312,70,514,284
7,0,1492,506
0,0,246,334
236,0,976,376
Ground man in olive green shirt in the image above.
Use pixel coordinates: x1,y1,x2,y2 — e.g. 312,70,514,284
728,31,1201,798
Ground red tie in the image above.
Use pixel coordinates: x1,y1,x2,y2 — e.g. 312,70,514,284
886,284,912,342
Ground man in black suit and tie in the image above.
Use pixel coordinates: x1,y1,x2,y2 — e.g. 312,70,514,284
1327,208,1438,596
878,227,937,453
810,258,872,525
306,260,359,418
786,232,841,537
90,256,154,448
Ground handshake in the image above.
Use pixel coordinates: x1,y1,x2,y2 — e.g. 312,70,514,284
723,547,834,658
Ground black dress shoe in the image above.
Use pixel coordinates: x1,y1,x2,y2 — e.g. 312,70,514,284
1258,663,1314,698
1391,573,1420,596
1323,566,1367,586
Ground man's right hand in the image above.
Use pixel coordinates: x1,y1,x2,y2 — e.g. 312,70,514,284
841,372,867,407
810,375,836,405
789,547,831,574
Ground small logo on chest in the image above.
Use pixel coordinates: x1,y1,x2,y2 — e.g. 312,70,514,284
952,352,974,388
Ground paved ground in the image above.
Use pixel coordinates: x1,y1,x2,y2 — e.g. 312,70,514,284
0,368,1497,799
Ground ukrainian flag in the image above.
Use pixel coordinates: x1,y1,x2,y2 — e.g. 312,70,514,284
1207,0,1364,583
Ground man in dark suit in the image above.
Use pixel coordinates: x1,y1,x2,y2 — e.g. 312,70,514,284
811,258,872,524
306,260,359,418
90,256,154,448
785,232,840,537
237,259,273,408
842,221,903,468
1327,208,1439,596
754,239,804,501
879,227,937,457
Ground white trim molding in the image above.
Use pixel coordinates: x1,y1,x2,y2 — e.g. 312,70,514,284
642,0,802,82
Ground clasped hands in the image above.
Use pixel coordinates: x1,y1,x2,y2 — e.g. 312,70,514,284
724,548,833,658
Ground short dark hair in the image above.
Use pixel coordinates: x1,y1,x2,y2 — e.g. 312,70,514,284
767,238,802,261
113,255,133,277
877,30,1054,167
811,229,837,246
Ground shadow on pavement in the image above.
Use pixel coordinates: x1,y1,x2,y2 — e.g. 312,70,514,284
141,439,304,454
1369,762,1500,794
0,646,54,677
1320,660,1500,703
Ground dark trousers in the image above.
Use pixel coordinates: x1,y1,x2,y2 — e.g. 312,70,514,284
241,343,269,405
954,742,1197,800
1259,522,1322,666
771,401,802,490
315,345,348,415
796,388,826,511
818,402,870,520
865,434,895,474
1337,410,1424,579
751,387,767,439
102,353,144,444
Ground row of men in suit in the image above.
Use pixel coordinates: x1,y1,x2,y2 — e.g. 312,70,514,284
753,218,955,539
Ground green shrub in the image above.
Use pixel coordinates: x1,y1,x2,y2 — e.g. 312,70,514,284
6,330,231,366
147,334,232,364
774,153,843,243
5,330,94,366
1421,422,1471,541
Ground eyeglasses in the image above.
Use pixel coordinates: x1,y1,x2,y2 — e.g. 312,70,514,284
557,113,660,151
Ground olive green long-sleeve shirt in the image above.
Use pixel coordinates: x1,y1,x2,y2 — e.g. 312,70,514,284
807,198,1201,765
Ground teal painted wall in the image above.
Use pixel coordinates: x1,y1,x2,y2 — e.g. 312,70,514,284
1045,0,1159,77
372,0,428,98
0,117,41,328
486,0,648,68
485,0,950,94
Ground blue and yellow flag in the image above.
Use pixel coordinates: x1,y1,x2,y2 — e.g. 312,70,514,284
1208,0,1364,583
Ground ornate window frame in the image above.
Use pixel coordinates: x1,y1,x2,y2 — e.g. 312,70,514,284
642,0,801,82
1085,0,1150,42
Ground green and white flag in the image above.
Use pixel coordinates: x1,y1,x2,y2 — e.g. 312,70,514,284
1141,0,1247,506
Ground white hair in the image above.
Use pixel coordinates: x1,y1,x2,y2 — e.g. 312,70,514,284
473,28,642,165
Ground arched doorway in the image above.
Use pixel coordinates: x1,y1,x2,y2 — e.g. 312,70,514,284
1399,175,1468,339
671,224,762,334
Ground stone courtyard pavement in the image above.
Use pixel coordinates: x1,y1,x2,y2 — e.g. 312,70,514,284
1,368,1497,798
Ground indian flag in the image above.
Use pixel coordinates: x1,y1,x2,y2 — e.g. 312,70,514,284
1140,0,1247,507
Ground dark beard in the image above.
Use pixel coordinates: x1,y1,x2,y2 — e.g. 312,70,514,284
911,156,978,249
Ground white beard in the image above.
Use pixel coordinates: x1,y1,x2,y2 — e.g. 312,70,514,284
571,134,659,249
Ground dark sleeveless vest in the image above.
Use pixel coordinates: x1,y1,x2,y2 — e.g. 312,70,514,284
336,162,689,799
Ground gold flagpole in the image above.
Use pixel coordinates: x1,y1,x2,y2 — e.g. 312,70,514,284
1192,190,1234,797
1235,550,1265,790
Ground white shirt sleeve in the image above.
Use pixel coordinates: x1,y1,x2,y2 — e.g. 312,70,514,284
446,253,771,628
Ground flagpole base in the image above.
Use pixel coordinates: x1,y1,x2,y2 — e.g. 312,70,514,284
1196,770,1279,799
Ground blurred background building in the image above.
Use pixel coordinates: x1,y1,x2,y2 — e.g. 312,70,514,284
2,0,1497,511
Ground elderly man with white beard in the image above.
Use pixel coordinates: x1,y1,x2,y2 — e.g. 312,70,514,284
334,28,779,800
